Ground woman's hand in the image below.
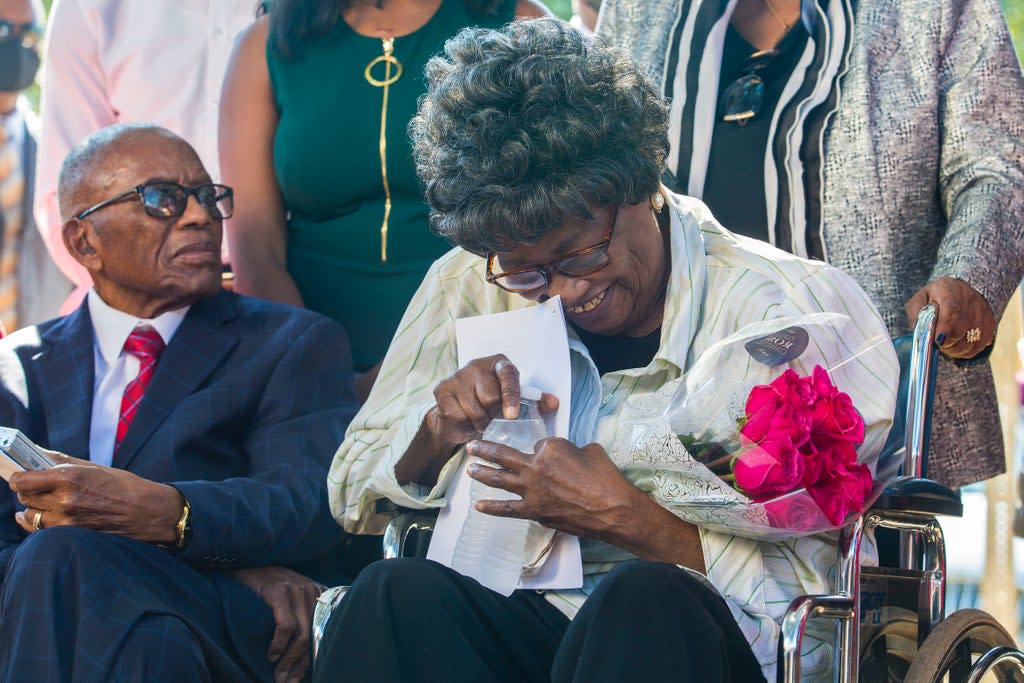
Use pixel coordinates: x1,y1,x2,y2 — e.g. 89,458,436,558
905,276,996,359
432,354,558,446
466,437,634,538
465,437,705,571
394,355,557,486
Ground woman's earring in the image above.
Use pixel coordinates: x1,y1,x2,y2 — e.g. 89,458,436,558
650,192,665,213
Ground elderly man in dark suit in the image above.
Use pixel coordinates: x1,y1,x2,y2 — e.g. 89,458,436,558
0,0,70,331
0,123,359,683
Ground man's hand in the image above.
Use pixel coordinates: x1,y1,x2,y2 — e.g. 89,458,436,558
905,276,996,359
9,453,183,545
231,566,325,683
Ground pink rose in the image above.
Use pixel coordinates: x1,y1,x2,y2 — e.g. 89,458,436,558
764,493,829,531
809,365,836,401
807,366,865,448
807,461,874,525
811,392,865,448
741,370,815,444
733,436,805,501
802,439,857,489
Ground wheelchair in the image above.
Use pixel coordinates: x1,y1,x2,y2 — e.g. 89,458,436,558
313,304,1024,682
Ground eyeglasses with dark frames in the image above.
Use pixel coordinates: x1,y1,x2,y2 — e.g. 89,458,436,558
75,182,234,222
485,205,620,295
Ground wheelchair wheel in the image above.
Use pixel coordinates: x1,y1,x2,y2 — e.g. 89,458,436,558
904,609,1020,683
859,609,918,682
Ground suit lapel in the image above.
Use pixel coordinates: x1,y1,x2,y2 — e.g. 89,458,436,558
112,291,240,470
36,305,95,458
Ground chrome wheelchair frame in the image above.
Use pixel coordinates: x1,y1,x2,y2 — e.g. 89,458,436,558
780,305,1024,683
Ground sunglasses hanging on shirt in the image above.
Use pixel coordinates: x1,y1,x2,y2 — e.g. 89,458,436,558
719,48,781,126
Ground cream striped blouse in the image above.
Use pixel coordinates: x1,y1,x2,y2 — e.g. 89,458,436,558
328,191,898,681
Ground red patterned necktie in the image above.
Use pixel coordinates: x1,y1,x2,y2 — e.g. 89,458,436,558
114,325,165,452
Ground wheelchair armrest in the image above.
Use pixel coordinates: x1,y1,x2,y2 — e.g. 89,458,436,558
377,499,439,559
871,476,963,518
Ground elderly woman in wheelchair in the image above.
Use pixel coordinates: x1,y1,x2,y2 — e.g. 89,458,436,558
316,19,1020,683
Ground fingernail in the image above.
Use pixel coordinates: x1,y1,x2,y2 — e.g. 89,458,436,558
466,440,480,453
936,333,946,345
467,463,479,476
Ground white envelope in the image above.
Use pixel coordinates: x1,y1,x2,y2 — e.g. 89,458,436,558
426,296,583,590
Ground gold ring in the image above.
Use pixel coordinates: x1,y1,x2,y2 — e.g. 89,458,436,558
32,510,43,531
965,327,982,344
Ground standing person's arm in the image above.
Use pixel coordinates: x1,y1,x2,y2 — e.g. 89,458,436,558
219,16,305,308
35,0,112,297
905,0,1024,354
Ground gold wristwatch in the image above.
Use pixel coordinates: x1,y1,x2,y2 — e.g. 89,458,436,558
175,497,192,549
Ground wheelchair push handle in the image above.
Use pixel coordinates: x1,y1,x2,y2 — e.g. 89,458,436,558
905,303,938,479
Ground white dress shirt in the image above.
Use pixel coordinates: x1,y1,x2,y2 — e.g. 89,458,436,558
87,290,188,467
35,0,255,310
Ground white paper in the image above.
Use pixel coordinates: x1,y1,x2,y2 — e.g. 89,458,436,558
426,297,583,590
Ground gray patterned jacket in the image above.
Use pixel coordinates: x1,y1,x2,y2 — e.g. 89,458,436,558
598,0,1024,488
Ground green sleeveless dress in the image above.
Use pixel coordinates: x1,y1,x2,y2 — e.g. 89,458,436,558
267,1,515,371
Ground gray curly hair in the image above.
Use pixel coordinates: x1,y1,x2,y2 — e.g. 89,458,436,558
410,18,669,256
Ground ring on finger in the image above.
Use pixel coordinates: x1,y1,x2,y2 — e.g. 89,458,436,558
32,509,43,532
965,327,982,344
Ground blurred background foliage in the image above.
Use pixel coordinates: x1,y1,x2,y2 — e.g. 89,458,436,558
28,0,1024,110
1008,0,1024,61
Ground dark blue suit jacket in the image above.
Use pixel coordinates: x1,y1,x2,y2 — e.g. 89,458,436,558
0,289,358,582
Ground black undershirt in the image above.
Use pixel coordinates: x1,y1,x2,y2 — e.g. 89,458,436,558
572,325,662,376
701,24,809,243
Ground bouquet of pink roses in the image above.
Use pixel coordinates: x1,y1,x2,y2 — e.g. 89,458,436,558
609,312,901,540
712,365,872,526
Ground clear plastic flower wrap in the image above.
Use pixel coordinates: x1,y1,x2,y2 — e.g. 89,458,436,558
607,312,901,541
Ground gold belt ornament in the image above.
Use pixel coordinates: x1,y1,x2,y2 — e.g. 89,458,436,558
365,37,403,263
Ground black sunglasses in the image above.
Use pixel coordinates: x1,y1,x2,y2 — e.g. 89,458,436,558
720,48,781,125
75,182,234,221
0,20,42,49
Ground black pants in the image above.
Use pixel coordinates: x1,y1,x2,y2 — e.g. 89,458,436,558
313,558,766,683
